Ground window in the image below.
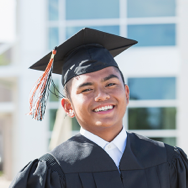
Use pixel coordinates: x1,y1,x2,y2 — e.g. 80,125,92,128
72,117,80,131
127,0,176,18
48,27,59,50
66,0,119,20
126,0,176,47
128,107,176,130
151,137,176,146
128,77,176,100
48,0,59,20
49,109,58,131
127,24,176,47
128,77,177,146
66,26,119,39
48,79,61,143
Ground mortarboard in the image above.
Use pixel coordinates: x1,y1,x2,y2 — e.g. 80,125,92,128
28,28,137,120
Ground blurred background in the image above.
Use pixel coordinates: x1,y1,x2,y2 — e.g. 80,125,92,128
0,0,188,186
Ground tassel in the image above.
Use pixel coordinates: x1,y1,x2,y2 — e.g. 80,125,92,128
28,47,57,121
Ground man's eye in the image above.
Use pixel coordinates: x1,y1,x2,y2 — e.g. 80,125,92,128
106,83,116,87
82,88,92,93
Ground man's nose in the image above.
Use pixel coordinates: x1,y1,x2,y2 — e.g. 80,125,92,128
94,88,110,102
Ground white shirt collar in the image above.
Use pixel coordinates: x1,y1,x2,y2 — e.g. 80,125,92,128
111,127,127,153
80,126,127,154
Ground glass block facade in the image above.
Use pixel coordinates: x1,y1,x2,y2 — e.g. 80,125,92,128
47,0,177,146
48,0,176,49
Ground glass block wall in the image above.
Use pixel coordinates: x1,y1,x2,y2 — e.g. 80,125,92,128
128,77,176,146
47,0,177,146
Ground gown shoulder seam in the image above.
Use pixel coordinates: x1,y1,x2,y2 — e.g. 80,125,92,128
39,153,66,187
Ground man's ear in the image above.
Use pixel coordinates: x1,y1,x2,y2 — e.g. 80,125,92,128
61,98,75,118
125,84,130,104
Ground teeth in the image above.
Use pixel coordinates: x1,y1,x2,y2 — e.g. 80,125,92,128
94,105,113,112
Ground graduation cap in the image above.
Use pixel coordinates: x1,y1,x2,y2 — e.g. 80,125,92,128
28,28,137,120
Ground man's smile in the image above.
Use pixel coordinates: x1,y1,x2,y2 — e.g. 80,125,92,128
93,104,115,113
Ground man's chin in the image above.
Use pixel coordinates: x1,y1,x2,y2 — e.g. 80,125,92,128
95,121,116,128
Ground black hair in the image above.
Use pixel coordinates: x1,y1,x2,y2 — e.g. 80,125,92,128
115,67,125,84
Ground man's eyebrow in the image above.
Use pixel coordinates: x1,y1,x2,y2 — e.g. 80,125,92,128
103,74,119,82
77,82,93,89
77,74,119,89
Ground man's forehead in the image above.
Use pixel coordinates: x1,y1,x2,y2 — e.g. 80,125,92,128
72,67,120,85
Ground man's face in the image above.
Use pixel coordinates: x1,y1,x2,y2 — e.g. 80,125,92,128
62,66,129,136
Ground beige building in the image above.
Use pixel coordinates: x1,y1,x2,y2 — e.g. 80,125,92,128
0,0,188,184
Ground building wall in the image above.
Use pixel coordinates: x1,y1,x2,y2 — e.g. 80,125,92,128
43,0,188,154
177,0,188,152
46,0,185,152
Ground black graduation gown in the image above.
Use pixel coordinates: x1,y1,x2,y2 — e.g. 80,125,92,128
10,132,188,188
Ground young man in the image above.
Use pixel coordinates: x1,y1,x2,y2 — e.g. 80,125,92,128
10,28,188,188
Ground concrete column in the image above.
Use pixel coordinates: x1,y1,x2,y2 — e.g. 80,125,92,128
3,114,12,181
12,0,48,177
177,0,188,153
0,114,12,181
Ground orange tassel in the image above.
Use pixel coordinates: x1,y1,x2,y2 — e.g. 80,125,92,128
28,48,57,120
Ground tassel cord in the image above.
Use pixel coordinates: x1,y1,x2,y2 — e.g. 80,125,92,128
28,48,57,120
49,80,65,99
